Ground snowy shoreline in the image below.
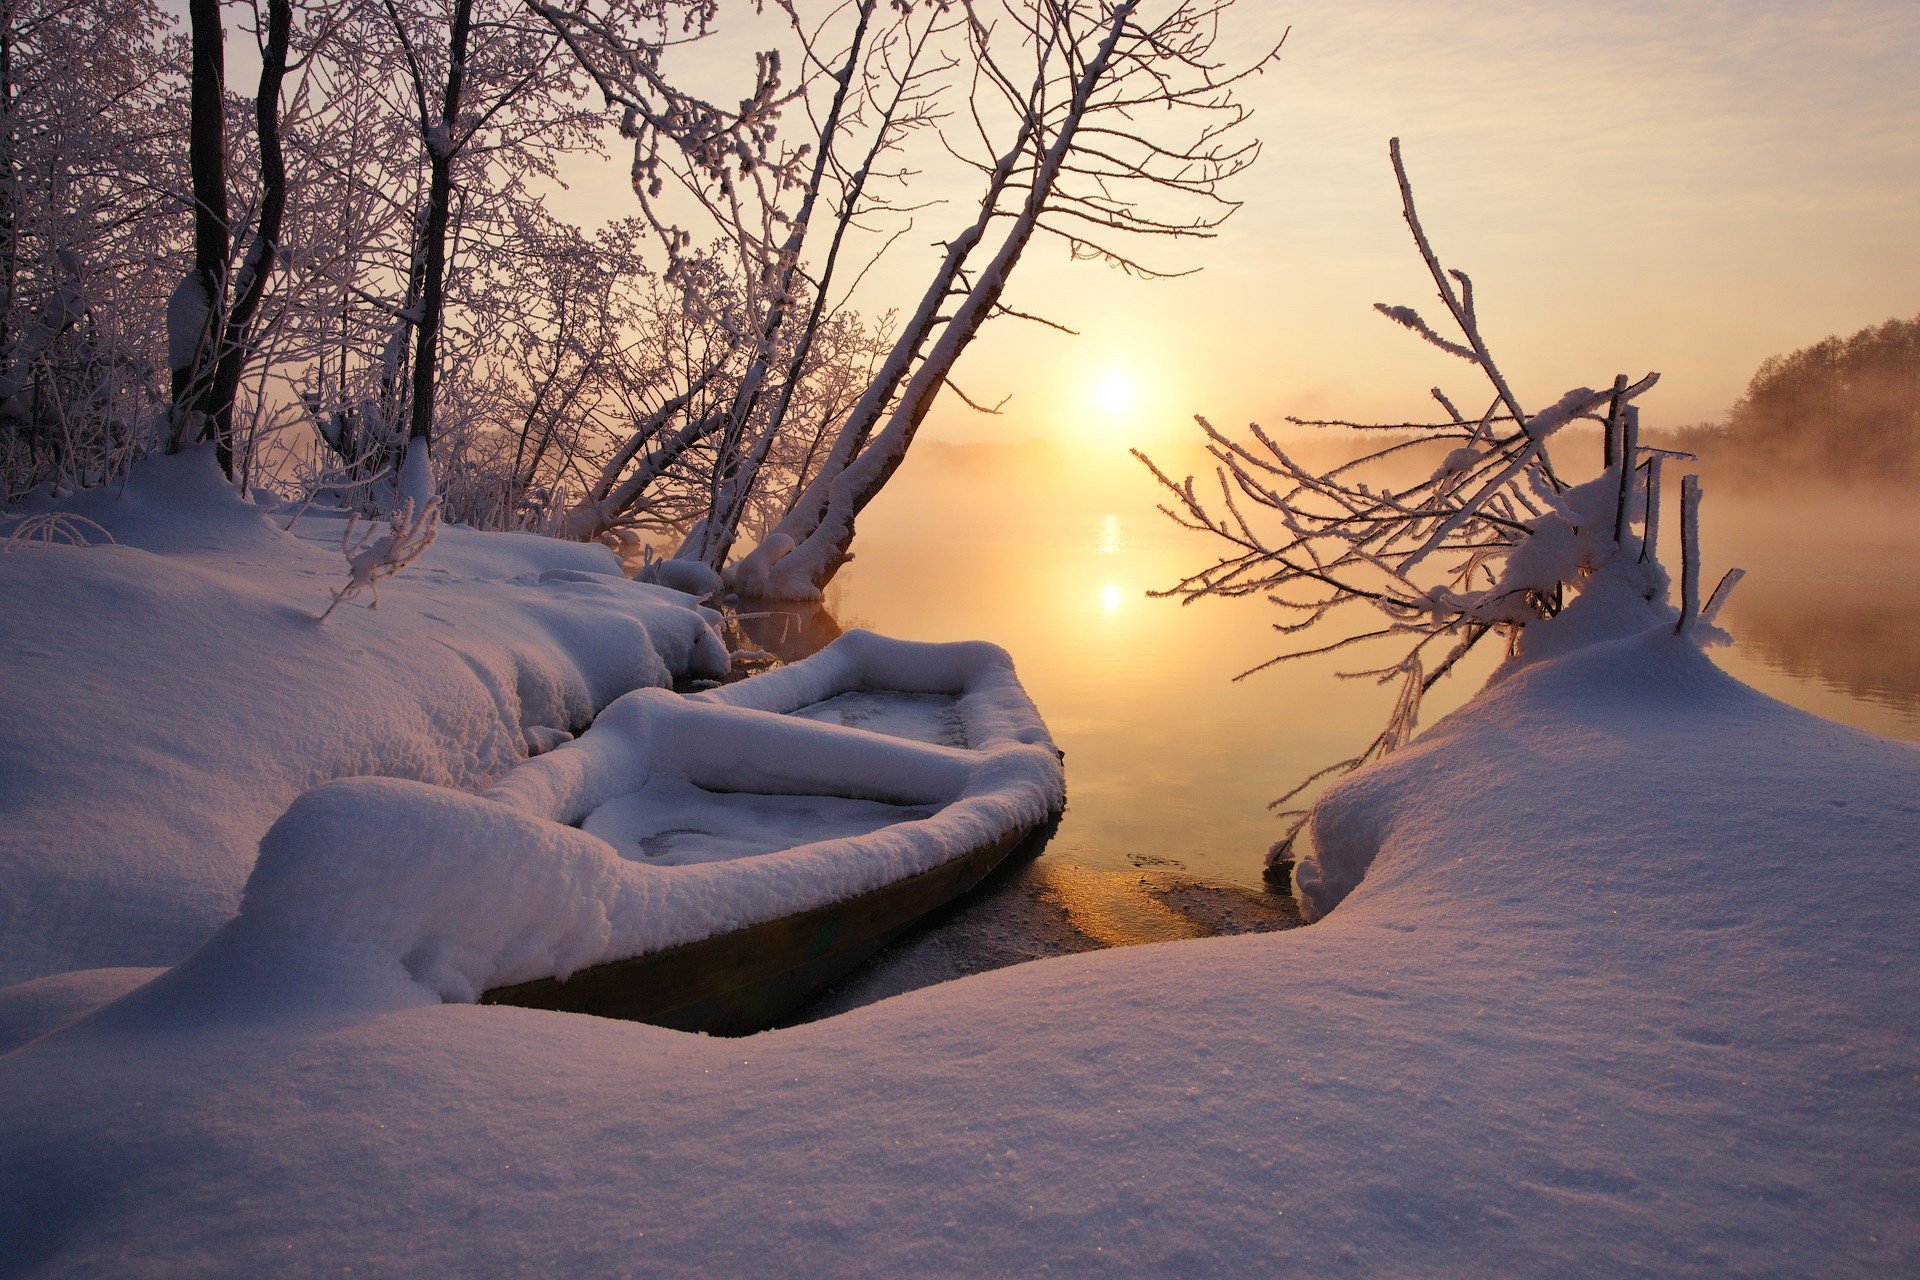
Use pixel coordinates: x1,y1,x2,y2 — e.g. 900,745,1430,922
3,459,1917,1276
802,859,1301,1019
0,452,728,985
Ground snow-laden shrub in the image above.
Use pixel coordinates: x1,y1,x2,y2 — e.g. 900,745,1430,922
316,498,441,622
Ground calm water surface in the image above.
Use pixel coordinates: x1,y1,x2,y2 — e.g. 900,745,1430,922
803,443,1920,891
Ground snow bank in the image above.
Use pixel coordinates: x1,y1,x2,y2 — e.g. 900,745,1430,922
3,470,1916,1276
0,449,727,984
643,555,723,599
0,967,158,1055
1299,563,1672,919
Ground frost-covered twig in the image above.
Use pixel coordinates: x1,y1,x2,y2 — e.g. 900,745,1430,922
2,512,117,551
1141,139,1742,885
317,497,440,622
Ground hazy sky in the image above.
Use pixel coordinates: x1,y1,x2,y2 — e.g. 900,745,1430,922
567,1,1920,451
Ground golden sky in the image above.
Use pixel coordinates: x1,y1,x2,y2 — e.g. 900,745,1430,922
563,1,1920,452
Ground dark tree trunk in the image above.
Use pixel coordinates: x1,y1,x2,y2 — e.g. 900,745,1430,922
204,0,292,479
1,6,17,370
406,0,473,459
171,0,228,445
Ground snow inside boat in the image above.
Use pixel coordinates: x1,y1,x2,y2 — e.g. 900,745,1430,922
469,631,1065,1032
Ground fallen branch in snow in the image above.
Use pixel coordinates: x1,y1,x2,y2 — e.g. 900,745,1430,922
316,497,440,623
1140,139,1742,883
2,512,117,551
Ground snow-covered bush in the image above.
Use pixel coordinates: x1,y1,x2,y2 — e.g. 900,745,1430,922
317,498,441,622
1141,140,1743,881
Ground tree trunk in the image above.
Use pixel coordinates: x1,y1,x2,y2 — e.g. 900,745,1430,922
205,0,291,481
725,93,1045,595
169,0,230,454
681,0,879,572
736,1,1138,599
401,0,475,512
0,6,17,377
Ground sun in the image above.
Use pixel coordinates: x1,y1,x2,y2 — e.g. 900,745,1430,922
1093,369,1138,416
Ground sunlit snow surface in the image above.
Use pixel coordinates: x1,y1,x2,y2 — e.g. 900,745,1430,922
584,780,939,865
791,690,968,748
0,450,730,984
3,452,1918,1277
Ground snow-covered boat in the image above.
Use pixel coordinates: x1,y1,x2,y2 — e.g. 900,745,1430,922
472,631,1064,1032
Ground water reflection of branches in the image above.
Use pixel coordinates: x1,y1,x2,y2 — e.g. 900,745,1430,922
1724,584,1920,713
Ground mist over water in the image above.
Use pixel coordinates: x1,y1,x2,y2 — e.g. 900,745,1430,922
1705,491,1920,740
813,439,1920,890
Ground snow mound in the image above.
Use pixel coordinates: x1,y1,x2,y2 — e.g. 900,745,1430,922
0,449,728,985
643,556,724,599
4,603,1916,1276
0,967,160,1055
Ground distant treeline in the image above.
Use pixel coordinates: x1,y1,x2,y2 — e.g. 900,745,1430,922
1659,315,1920,485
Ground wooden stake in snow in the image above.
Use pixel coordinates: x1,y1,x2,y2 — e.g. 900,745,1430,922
1676,473,1702,635
1640,454,1664,568
1613,403,1641,546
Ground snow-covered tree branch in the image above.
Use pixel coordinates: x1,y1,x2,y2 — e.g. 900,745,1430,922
1140,139,1742,880
725,0,1282,600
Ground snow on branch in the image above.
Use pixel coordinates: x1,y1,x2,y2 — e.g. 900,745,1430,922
2,513,117,551
317,498,441,623
1373,304,1478,363
1139,139,1742,885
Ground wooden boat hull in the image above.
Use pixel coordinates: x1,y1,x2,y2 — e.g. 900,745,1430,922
479,817,1055,1035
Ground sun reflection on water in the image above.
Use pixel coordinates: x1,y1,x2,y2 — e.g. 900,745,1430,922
827,445,1920,889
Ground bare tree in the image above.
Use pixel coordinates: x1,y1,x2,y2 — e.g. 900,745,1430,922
670,0,958,575
166,0,292,479
260,8,422,495
246,0,648,515
373,0,628,509
0,0,183,502
729,0,1280,600
531,1,1274,592
1141,139,1742,884
529,0,848,554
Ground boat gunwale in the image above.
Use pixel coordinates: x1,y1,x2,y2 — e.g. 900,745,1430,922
478,816,1057,1033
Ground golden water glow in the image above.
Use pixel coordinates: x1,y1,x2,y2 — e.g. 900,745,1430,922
830,453,1920,890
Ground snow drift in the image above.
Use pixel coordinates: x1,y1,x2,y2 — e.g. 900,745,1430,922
3,501,1917,1275
0,450,728,985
